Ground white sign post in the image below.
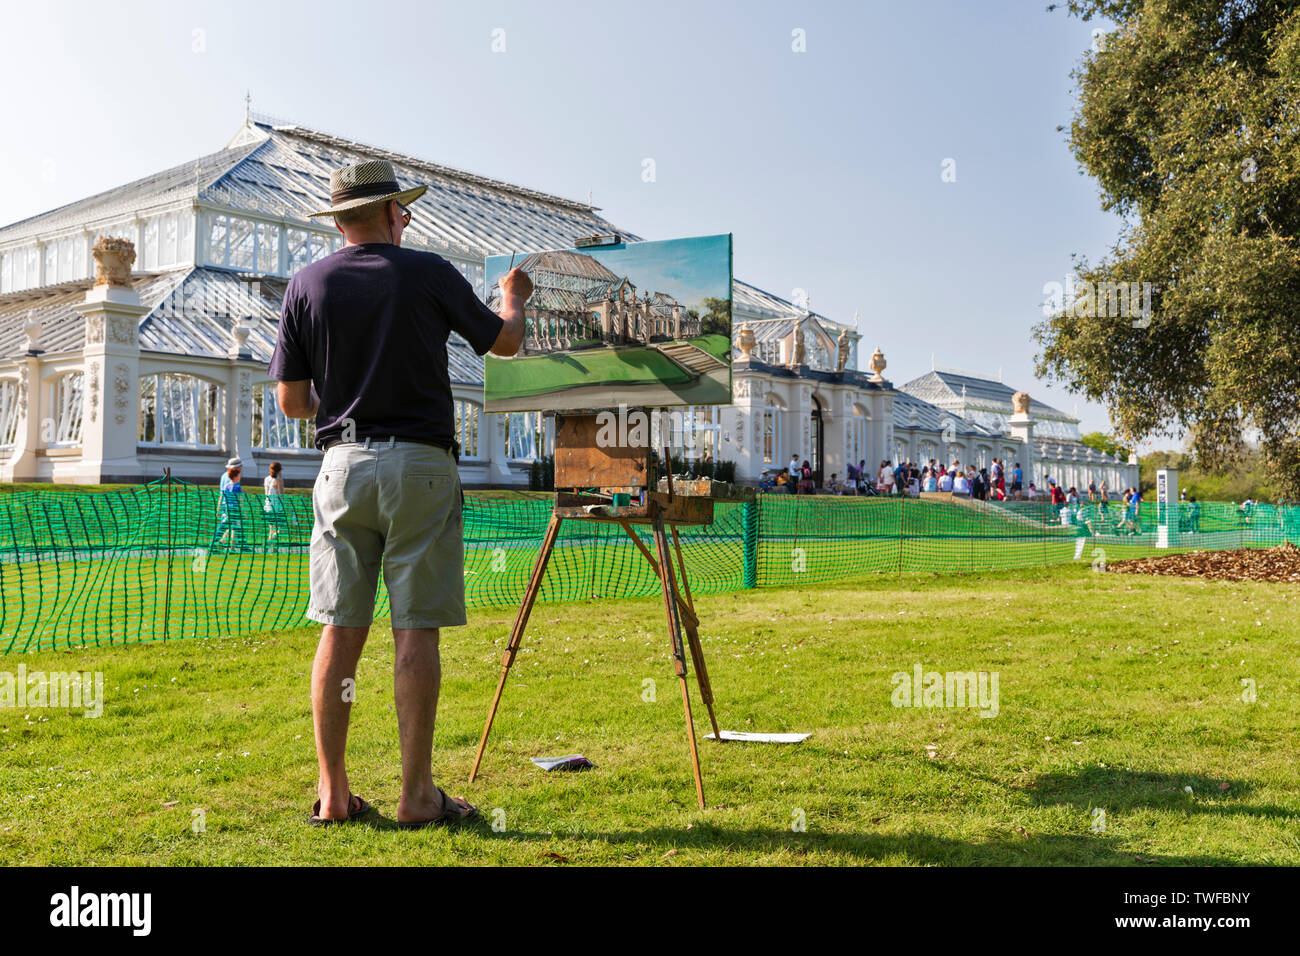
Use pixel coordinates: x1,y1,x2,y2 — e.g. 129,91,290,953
1156,467,1179,548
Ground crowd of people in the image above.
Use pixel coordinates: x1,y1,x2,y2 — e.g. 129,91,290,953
759,453,1050,499
754,453,1164,530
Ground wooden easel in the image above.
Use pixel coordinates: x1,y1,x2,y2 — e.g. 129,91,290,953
469,411,723,809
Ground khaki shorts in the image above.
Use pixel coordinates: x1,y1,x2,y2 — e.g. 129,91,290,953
308,440,465,629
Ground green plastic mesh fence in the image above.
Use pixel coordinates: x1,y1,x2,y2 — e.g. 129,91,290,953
2,481,1296,652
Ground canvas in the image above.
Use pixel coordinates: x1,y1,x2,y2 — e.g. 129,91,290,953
483,233,733,413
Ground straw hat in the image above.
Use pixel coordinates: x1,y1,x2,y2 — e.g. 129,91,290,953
309,160,427,218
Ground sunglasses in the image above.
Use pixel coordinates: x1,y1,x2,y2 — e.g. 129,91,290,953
397,203,412,228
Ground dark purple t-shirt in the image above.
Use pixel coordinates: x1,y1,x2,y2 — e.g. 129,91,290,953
268,244,503,450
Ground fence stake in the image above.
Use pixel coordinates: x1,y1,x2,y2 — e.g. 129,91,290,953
742,499,758,589
163,468,173,641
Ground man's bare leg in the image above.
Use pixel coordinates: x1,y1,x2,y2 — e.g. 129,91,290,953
394,628,474,823
312,624,368,819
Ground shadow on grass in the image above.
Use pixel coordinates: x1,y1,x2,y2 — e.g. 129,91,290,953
344,808,1238,866
447,824,1237,865
1022,767,1294,822
318,764,1286,864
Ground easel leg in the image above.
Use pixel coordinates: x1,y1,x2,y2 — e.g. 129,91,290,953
618,518,722,743
670,523,723,742
652,512,706,810
615,519,699,630
470,513,563,783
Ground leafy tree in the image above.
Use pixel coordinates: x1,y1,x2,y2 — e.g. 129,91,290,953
696,296,732,337
1036,1,1300,494
1137,444,1279,500
1080,430,1132,459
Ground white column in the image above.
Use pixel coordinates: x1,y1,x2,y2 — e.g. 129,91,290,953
487,412,512,484
77,284,147,482
227,320,257,473
1008,411,1035,491
0,355,44,482
871,393,891,471
721,371,761,483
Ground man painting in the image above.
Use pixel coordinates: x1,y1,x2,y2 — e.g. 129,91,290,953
270,160,531,828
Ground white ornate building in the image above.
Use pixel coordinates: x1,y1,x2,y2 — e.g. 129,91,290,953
0,115,1136,492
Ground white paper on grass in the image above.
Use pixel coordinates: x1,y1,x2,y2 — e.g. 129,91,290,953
705,731,810,743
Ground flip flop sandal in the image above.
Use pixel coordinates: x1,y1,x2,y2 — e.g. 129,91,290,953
396,786,479,830
308,793,372,826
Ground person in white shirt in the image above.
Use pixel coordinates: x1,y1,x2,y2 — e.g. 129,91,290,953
953,471,971,495
263,460,287,542
938,469,954,492
878,461,895,495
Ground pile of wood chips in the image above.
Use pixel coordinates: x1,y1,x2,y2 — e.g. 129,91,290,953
1108,542,1300,583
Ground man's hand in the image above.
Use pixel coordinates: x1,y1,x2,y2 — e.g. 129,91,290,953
491,267,531,356
498,267,533,301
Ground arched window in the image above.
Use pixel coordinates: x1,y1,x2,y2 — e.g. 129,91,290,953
139,373,223,447
670,405,721,462
455,400,482,459
506,411,551,461
976,445,991,469
49,372,84,446
762,395,784,465
0,379,20,447
919,440,936,463
850,403,870,469
252,383,315,450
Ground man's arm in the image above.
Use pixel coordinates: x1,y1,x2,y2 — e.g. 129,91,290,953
490,267,533,357
277,380,319,420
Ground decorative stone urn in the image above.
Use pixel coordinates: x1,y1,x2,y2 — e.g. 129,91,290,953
737,323,757,361
92,237,136,288
868,346,887,382
22,312,41,353
229,316,257,358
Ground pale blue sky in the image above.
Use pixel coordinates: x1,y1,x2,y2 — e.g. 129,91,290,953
0,0,1136,437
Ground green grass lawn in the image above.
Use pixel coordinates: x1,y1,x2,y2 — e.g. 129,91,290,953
2,563,1297,865
687,333,732,362
485,344,691,400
